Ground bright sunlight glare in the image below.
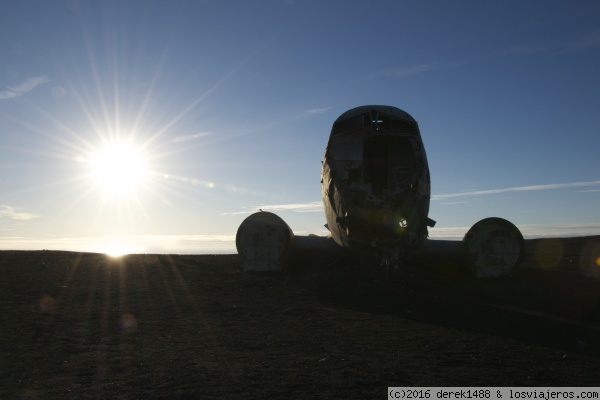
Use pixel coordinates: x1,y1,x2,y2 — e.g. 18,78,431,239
90,141,148,199
101,241,133,257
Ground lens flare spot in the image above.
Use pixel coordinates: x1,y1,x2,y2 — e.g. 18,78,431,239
121,313,138,333
51,86,66,99
534,239,564,269
578,242,600,277
38,294,56,314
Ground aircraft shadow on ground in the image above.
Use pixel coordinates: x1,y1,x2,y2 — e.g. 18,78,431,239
287,243,600,358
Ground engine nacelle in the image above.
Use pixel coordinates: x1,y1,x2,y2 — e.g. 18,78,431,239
462,217,525,278
420,217,525,277
236,211,294,271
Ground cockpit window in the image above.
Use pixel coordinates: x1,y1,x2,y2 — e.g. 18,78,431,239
331,114,364,136
329,132,363,160
371,115,417,135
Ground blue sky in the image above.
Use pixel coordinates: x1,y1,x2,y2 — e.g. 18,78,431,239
1,0,599,254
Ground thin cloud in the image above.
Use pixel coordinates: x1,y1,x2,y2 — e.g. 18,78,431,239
495,42,552,56
222,201,323,216
382,63,436,78
302,107,330,116
362,59,477,82
562,30,600,53
0,76,48,100
171,131,213,143
429,222,600,240
0,205,39,220
495,30,600,57
428,226,471,239
366,63,436,81
432,180,600,200
0,234,238,253
289,107,331,121
260,201,323,212
517,223,600,238
178,234,236,243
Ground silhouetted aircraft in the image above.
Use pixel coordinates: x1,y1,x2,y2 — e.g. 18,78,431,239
236,105,524,278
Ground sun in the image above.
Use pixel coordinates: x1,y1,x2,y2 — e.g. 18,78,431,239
101,241,133,257
89,141,148,199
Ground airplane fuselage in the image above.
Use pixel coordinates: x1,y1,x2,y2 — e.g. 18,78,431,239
236,105,524,276
321,105,436,259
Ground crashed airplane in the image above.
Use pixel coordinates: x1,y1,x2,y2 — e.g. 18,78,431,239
236,105,525,278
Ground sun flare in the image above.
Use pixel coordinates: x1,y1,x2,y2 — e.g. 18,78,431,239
102,242,132,257
90,141,148,199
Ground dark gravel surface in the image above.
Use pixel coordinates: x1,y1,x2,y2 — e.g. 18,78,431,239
1,236,599,399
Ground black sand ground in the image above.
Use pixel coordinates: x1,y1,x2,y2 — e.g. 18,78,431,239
1,236,600,399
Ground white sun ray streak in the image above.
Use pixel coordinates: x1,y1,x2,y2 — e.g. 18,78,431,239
432,180,600,200
144,41,268,147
